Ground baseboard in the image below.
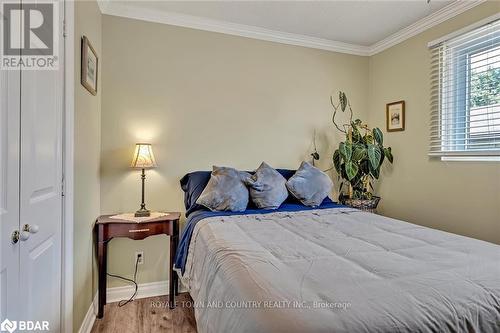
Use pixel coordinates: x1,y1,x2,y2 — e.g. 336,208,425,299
106,280,170,303
78,293,97,333
78,280,184,333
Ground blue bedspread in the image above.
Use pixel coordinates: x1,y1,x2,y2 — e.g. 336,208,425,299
174,199,344,274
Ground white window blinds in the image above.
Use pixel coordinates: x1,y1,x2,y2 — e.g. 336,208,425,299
429,17,500,158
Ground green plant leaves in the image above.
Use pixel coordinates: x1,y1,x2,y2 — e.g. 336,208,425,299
360,159,370,175
339,91,347,112
383,147,394,163
351,123,362,142
369,162,380,179
340,164,349,180
345,161,358,180
367,144,382,170
352,144,366,162
339,142,352,161
333,150,342,173
329,92,394,200
373,128,383,145
362,133,373,145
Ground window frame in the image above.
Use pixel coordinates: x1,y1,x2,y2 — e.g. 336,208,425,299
429,15,500,161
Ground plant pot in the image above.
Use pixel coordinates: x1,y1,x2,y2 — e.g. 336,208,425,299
341,196,380,213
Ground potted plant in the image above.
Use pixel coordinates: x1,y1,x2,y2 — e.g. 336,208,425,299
331,91,393,211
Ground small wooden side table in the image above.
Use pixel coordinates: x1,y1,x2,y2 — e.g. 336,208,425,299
94,212,181,318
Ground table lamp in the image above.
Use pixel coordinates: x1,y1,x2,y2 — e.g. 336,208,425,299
131,143,157,217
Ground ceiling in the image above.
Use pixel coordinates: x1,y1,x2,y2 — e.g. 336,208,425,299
98,0,485,55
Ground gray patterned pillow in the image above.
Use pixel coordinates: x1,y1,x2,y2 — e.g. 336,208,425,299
196,166,251,212
286,161,333,207
245,162,288,209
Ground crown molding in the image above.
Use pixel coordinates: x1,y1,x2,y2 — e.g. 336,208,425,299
96,0,370,56
96,0,110,14
428,11,500,48
96,0,488,57
368,0,488,55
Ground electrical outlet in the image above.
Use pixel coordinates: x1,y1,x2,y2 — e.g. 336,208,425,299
135,251,144,265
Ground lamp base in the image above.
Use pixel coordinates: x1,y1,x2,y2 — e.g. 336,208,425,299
134,209,151,217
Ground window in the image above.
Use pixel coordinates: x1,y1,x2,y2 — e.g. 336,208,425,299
429,17,500,159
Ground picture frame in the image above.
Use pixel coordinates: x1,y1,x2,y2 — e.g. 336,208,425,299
386,100,405,132
81,36,98,95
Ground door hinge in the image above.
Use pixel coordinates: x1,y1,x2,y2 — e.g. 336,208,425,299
63,20,67,38
61,175,65,197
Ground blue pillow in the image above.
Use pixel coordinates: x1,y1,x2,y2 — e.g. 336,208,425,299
180,171,212,217
180,168,297,216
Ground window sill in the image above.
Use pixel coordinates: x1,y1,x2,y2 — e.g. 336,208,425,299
441,156,500,162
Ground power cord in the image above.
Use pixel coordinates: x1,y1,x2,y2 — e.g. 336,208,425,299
106,255,140,307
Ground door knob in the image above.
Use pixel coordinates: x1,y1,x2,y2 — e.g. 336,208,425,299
10,225,38,244
19,231,30,241
10,230,30,243
11,230,20,244
23,224,39,234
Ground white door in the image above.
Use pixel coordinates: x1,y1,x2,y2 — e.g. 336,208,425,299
18,0,64,329
0,0,64,330
0,42,21,322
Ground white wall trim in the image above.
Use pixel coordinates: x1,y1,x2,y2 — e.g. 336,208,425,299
96,0,488,57
427,12,500,48
77,294,97,333
62,0,74,332
369,0,488,55
78,280,186,333
106,280,170,303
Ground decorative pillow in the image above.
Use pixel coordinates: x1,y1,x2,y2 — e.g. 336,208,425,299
286,161,333,207
196,166,251,212
180,168,298,216
245,162,288,209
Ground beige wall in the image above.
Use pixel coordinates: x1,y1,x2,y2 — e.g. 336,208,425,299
73,3,500,330
100,15,369,288
368,1,500,244
74,0,101,331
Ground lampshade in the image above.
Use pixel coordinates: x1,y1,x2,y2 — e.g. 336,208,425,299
130,143,157,169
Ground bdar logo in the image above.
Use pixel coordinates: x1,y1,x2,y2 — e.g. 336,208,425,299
0,319,17,333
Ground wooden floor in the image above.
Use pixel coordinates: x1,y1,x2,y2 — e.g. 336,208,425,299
91,293,197,333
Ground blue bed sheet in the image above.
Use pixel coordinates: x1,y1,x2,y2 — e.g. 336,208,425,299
174,198,344,274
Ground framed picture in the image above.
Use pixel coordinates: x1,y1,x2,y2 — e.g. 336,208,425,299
81,36,98,95
386,100,405,132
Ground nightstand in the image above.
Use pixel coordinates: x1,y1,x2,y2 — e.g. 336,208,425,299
94,212,181,318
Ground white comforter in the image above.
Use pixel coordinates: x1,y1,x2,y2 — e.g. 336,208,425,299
182,208,500,333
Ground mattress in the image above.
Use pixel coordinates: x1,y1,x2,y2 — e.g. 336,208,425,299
182,208,500,333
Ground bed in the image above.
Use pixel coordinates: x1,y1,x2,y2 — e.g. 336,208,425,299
174,172,500,333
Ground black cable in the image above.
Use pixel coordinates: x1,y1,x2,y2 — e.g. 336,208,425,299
106,255,140,307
